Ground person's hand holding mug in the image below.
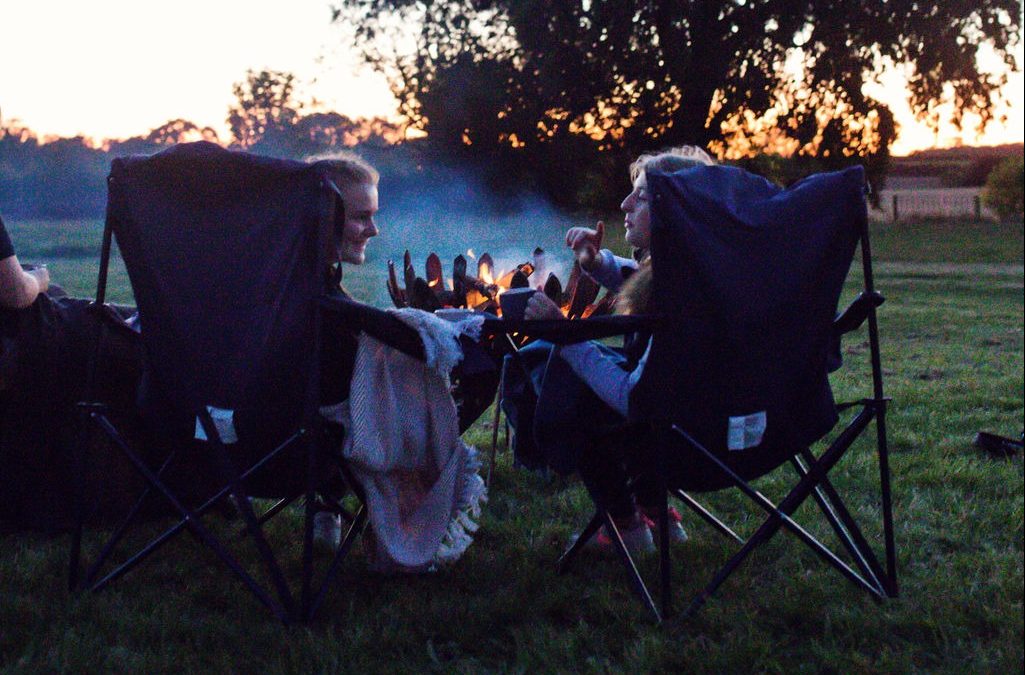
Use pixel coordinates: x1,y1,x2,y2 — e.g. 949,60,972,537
523,291,566,321
565,221,605,272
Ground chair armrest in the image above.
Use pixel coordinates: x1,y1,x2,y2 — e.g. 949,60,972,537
319,294,426,361
482,314,658,344
833,291,884,336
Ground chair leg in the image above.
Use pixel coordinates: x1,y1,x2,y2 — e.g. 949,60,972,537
488,358,509,487
671,489,744,544
82,445,180,587
603,512,662,623
793,451,888,595
307,504,368,620
90,414,290,621
198,409,296,620
556,511,603,574
657,488,673,619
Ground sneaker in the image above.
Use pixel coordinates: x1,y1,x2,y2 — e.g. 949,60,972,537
574,513,656,556
640,506,688,544
313,511,341,549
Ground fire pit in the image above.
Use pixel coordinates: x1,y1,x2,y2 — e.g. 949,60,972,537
385,248,617,320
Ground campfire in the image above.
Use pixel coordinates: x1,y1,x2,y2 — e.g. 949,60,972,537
385,248,617,319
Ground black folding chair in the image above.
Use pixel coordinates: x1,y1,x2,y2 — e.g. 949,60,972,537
490,164,897,622
67,142,431,622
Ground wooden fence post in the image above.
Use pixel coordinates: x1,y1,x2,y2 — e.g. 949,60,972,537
892,194,899,223
974,195,982,220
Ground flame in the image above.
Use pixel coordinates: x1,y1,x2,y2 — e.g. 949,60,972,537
480,263,494,285
446,277,453,290
466,248,476,260
428,279,439,288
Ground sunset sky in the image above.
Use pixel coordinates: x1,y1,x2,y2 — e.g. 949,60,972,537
1,0,1022,156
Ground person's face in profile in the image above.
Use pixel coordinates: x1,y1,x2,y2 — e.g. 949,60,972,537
621,173,651,250
334,181,379,265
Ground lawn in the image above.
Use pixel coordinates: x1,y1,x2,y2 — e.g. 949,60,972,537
1,216,1022,673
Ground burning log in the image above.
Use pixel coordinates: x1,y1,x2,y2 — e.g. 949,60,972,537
542,273,562,303
425,253,443,289
386,248,614,321
387,260,405,308
566,269,600,319
452,255,468,308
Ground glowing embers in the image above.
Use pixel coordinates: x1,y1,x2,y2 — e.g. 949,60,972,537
385,248,617,319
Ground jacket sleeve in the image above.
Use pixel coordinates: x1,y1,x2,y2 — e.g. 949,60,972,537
585,249,638,293
557,339,651,417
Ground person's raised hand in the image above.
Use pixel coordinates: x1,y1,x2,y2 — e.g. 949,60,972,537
565,221,605,272
523,291,566,321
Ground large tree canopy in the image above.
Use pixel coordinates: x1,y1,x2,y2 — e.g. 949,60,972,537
336,0,1021,200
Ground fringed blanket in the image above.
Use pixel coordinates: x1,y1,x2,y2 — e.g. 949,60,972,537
331,309,487,572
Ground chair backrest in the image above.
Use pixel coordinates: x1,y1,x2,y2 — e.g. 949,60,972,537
630,165,865,484
105,142,332,441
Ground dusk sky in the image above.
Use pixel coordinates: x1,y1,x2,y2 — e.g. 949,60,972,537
1,0,1022,155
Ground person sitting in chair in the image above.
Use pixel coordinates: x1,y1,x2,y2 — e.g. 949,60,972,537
520,146,716,554
302,152,381,543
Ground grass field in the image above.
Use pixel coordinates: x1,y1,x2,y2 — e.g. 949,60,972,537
2,216,1023,672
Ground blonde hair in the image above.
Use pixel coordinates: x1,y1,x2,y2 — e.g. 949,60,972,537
616,146,715,315
629,145,716,184
307,150,379,188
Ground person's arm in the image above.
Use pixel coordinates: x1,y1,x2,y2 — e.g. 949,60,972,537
565,221,639,292
0,256,49,309
523,291,648,415
585,250,638,293
558,340,650,417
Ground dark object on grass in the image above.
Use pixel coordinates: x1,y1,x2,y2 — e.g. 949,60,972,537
1,294,142,533
973,431,1024,458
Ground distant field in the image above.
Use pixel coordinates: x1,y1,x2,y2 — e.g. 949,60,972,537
2,214,1022,672
6,215,1023,305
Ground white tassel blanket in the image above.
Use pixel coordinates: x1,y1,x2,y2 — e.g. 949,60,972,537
333,309,487,573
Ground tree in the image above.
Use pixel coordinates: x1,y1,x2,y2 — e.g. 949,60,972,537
982,155,1024,221
145,119,220,146
227,69,303,150
337,0,1021,203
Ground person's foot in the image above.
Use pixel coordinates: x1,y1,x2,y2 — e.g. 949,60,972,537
573,512,655,556
640,505,688,544
313,511,341,549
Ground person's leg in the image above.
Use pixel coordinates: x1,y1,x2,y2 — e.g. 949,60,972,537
576,439,635,521
628,440,689,543
573,426,654,554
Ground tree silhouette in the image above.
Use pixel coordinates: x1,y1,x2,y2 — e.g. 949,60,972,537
145,119,220,146
227,69,303,149
337,0,1021,197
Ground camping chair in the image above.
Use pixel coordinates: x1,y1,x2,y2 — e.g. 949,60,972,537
67,141,430,622
488,164,897,622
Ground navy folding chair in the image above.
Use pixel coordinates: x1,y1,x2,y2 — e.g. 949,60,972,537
68,142,428,621
491,165,897,622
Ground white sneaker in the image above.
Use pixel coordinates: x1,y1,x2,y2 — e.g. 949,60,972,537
313,511,341,549
641,506,689,544
574,513,656,556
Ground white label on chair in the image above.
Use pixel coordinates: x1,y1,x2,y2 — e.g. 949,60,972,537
194,406,239,444
728,411,767,451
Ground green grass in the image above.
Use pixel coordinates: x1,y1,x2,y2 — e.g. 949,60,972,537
2,217,1023,672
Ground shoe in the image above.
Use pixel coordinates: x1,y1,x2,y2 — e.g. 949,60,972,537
574,513,655,556
313,511,341,549
640,506,688,544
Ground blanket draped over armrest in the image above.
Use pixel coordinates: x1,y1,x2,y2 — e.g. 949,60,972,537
334,309,487,573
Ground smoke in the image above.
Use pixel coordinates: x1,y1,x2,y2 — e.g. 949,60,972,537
349,161,586,306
